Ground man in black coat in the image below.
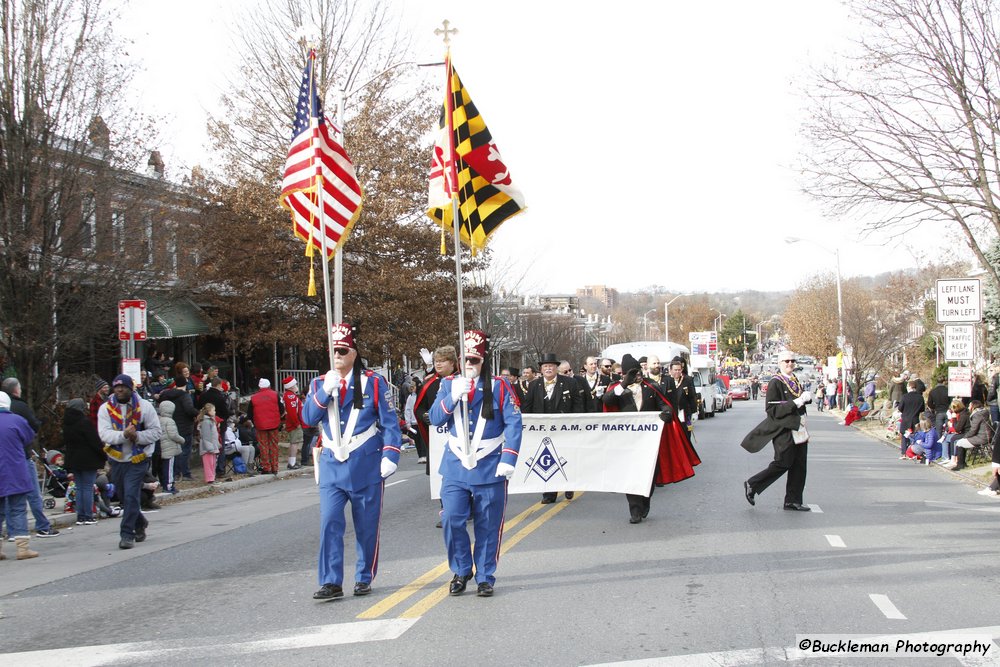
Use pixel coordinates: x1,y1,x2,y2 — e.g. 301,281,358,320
898,380,926,457
663,358,698,426
743,350,813,511
157,381,198,481
578,356,610,412
601,354,674,523
524,354,583,504
199,376,231,422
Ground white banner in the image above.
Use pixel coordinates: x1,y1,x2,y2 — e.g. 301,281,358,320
429,413,662,499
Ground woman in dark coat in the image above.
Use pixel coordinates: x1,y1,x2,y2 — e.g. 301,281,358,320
62,398,105,524
414,345,458,527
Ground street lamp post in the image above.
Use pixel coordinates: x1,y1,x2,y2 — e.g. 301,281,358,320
642,308,656,339
786,236,846,410
663,293,691,343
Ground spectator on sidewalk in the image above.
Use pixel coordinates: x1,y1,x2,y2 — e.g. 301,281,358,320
945,400,990,471
898,380,925,459
905,415,940,463
157,374,198,482
926,375,952,439
281,377,303,470
0,391,40,560
987,365,1000,429
196,402,221,484
1,378,59,538
940,399,970,467
247,379,283,475
157,401,185,494
89,379,110,427
62,398,104,525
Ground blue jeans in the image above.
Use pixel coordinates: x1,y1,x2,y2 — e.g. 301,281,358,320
177,433,193,478
73,469,98,522
25,458,51,532
109,459,149,539
1,493,29,538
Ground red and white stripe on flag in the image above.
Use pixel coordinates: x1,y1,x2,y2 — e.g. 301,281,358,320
280,119,363,257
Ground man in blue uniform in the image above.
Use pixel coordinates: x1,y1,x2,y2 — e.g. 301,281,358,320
430,330,522,598
302,323,402,601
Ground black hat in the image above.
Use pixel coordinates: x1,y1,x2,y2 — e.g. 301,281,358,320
638,356,648,364
538,353,559,367
621,354,640,375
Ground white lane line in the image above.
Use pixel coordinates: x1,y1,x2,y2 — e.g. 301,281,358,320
807,504,823,513
825,534,846,548
925,500,1000,513
0,619,417,666
385,478,410,488
869,593,907,619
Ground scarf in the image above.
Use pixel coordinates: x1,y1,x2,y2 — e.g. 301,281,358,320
775,373,802,398
103,393,143,459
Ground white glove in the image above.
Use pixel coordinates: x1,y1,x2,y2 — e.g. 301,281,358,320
614,384,625,396
495,462,515,479
451,376,471,402
799,391,813,404
419,347,433,366
380,458,397,478
323,370,339,394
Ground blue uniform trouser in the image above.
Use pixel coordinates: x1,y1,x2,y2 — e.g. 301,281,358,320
441,478,508,586
1,493,29,538
109,459,149,540
318,469,384,586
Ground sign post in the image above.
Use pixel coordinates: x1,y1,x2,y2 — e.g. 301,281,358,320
118,300,147,377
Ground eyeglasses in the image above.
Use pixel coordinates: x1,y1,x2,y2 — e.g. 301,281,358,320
467,358,482,365
333,347,351,356
601,365,611,369
780,360,795,364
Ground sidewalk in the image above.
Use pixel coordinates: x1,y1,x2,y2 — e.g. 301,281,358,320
826,407,995,489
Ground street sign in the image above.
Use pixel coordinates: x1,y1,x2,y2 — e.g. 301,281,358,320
122,358,141,383
948,366,973,398
936,279,982,323
944,325,975,361
688,331,717,355
118,300,147,341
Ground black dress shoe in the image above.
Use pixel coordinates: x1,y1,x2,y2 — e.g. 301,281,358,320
313,584,344,600
641,507,649,519
744,481,756,506
449,573,472,596
629,509,643,524
476,582,494,597
565,492,575,500
783,503,812,512
353,582,372,596
118,537,134,550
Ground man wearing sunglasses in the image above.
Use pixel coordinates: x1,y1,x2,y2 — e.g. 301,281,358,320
302,323,402,601
430,330,522,598
742,349,813,512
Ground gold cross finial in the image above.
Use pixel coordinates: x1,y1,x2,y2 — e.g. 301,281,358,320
434,19,458,46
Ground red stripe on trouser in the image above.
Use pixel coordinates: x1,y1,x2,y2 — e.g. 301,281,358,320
494,480,508,565
258,429,280,472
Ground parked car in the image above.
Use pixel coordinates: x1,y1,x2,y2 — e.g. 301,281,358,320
714,380,731,412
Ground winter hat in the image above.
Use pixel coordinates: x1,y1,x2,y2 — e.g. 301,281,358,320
283,376,297,390
621,354,641,375
95,378,109,392
112,374,134,389
0,391,9,411
259,378,271,389
66,398,87,413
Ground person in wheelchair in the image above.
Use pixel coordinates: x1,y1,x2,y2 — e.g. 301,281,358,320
222,417,255,475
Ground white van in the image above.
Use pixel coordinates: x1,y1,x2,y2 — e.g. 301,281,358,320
688,354,717,419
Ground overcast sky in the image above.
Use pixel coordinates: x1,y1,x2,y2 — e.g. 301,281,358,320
118,0,951,296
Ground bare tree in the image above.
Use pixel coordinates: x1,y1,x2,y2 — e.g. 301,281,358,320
0,0,188,407
801,0,1000,290
204,0,486,369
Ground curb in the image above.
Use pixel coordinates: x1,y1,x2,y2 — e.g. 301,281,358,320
31,466,315,532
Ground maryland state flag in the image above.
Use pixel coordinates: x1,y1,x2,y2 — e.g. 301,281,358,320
428,55,525,253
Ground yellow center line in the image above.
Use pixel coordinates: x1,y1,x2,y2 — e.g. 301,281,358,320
397,494,582,619
356,496,561,620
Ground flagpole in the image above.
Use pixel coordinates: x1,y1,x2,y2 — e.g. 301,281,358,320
310,48,343,452
335,88,347,323
444,51,472,462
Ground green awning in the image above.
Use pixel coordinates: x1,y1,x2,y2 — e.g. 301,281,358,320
146,298,213,339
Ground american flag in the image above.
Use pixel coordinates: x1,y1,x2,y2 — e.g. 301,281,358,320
280,51,363,257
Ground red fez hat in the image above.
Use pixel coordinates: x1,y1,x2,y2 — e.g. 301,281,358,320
331,323,357,349
464,330,487,359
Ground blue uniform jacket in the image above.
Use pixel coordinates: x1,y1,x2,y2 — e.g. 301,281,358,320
302,370,402,492
429,375,522,486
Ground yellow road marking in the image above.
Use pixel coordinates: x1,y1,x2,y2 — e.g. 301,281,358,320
397,494,582,619
357,494,580,620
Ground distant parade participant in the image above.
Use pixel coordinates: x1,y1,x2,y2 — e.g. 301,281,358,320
742,349,813,511
603,354,699,524
664,358,698,427
523,353,582,504
302,323,402,601
580,356,610,412
430,330,522,598
414,345,459,527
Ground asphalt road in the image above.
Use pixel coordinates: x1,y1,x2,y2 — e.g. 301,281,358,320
3,399,1000,666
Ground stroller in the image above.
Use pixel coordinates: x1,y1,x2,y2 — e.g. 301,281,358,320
37,449,70,509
